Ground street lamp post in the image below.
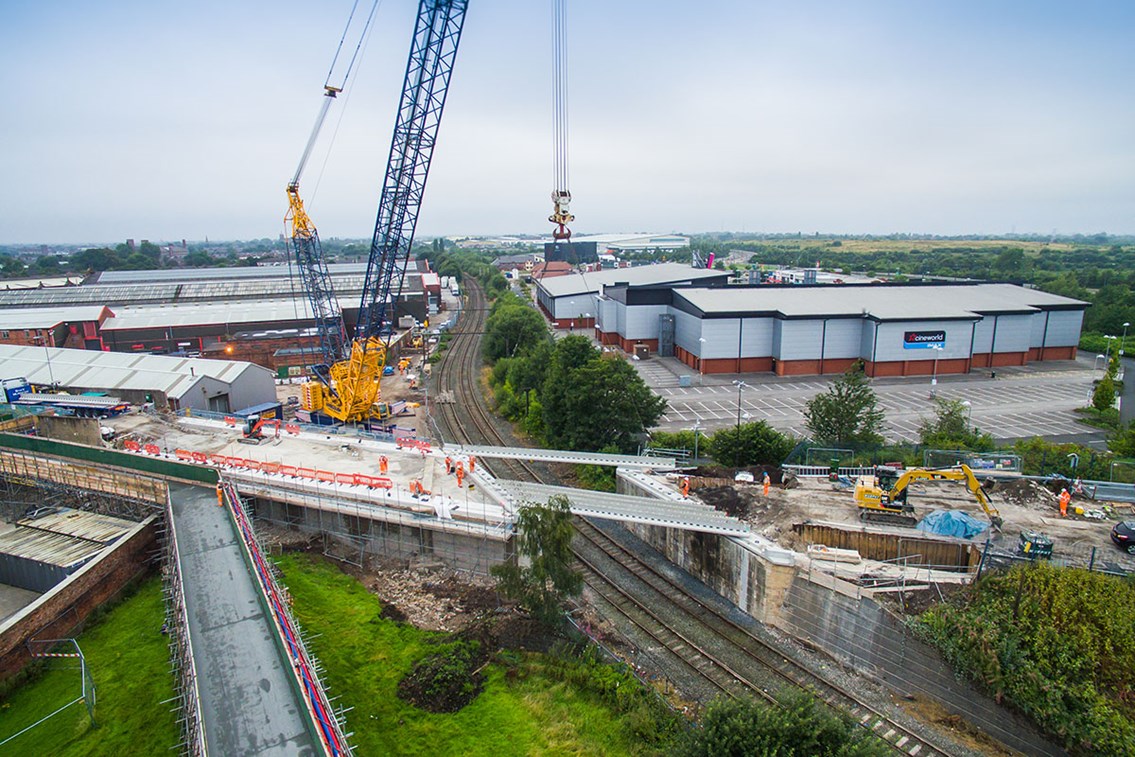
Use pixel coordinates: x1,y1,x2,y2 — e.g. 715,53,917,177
1103,335,1117,365
930,344,943,398
697,337,707,380
732,380,747,428
1121,322,1131,357
962,399,972,428
688,419,701,462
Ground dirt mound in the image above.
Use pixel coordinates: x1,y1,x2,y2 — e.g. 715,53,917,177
397,641,486,713
695,485,751,517
994,479,1055,510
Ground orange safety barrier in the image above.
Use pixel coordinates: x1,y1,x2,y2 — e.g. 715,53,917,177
209,454,227,466
123,440,141,452
285,424,301,435
261,462,281,475
225,456,245,468
297,467,317,480
279,465,298,477
242,460,261,471
143,444,161,456
335,472,356,486
369,476,393,490
175,449,193,461
224,416,237,426
191,451,208,464
315,470,336,484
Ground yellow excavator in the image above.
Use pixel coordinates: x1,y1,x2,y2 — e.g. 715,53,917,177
854,464,1003,529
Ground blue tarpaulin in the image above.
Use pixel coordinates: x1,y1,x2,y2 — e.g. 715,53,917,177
916,510,989,539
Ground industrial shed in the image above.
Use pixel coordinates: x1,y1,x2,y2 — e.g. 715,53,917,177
0,344,275,413
595,282,1087,377
536,263,729,329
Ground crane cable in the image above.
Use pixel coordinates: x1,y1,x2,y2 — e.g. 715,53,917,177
290,0,383,189
549,0,574,241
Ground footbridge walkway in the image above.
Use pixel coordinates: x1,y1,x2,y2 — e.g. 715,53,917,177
0,435,350,756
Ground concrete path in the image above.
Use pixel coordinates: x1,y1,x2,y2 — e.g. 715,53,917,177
169,482,315,756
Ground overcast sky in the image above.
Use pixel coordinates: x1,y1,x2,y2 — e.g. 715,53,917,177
2,0,1133,245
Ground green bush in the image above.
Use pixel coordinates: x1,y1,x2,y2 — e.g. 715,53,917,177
914,563,1135,755
677,690,890,757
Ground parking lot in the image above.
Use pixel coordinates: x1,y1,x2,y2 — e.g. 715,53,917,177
634,355,1105,444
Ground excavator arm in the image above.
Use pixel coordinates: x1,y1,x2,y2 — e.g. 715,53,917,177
883,465,1003,528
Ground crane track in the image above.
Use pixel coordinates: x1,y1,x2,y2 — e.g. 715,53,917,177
427,278,954,757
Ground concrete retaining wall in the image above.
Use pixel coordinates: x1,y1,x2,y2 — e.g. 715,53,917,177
781,574,1064,755
252,498,510,575
617,473,795,624
0,516,160,682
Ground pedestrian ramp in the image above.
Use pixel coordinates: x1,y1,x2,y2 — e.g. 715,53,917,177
168,482,320,755
495,480,749,536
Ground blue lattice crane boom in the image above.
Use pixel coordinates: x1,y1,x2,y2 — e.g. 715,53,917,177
311,0,469,422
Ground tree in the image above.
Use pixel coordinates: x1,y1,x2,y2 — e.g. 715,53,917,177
1093,374,1117,412
482,302,549,362
918,398,994,451
678,690,890,757
1110,422,1135,458
706,421,796,468
490,495,581,626
803,362,885,446
543,354,667,453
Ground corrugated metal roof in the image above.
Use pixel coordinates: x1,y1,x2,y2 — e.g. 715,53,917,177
95,263,371,283
0,528,105,568
539,263,726,298
17,508,136,545
0,276,85,290
675,283,1088,321
0,344,270,399
104,300,322,330
0,305,110,329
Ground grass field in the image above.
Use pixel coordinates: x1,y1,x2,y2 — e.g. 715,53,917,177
276,552,673,756
0,576,179,755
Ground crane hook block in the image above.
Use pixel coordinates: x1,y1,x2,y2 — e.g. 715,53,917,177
549,189,574,240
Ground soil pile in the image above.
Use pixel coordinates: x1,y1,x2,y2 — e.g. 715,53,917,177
994,479,1056,511
397,640,487,713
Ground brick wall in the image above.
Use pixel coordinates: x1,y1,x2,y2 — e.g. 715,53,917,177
0,516,160,682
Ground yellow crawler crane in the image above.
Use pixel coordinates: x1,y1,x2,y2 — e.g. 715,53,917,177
854,464,1003,528
289,1,469,424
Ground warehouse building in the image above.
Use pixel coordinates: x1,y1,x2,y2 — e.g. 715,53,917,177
536,263,729,330
593,282,1088,377
0,345,275,413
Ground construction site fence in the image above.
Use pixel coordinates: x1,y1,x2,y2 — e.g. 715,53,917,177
0,433,218,486
783,460,1135,504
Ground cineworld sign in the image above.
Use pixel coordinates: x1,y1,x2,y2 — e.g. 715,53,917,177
903,330,946,349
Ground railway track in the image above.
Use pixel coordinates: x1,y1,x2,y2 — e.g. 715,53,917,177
426,277,955,756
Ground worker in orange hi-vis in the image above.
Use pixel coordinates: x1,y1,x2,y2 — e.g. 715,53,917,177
679,477,690,498
456,462,465,488
216,484,224,507
468,455,475,473
1058,488,1071,517
379,455,389,474
762,471,771,497
444,456,453,474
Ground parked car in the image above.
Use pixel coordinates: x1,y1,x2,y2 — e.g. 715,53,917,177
1110,521,1135,554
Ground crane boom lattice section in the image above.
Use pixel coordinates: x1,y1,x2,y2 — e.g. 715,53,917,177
287,186,347,370
357,0,468,344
